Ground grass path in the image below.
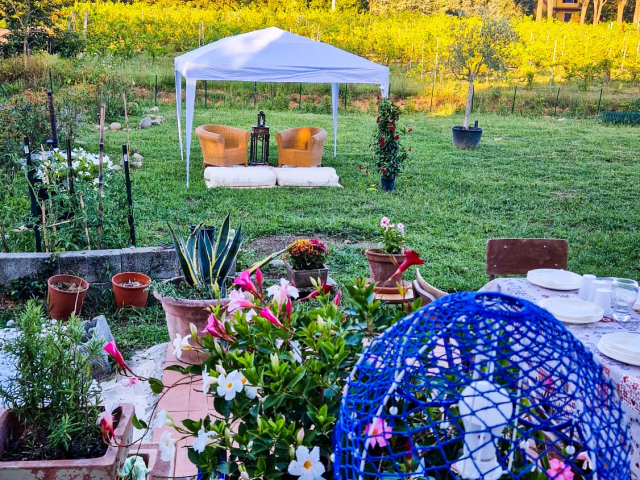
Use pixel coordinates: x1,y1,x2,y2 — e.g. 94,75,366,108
85,107,640,292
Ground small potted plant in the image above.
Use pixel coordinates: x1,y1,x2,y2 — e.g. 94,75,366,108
0,302,133,478
47,274,90,320
111,272,152,309
372,99,411,192
153,213,245,363
285,239,329,289
445,10,518,149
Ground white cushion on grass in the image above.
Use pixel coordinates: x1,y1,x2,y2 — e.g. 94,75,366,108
273,166,342,187
204,166,276,188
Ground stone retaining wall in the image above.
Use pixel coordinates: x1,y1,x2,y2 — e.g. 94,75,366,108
0,247,180,291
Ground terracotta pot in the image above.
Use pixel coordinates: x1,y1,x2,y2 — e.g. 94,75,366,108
154,277,229,364
365,248,406,288
0,403,134,480
285,263,328,289
47,274,89,321
112,272,151,309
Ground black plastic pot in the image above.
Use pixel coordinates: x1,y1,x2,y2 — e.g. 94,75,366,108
380,177,395,192
452,126,483,149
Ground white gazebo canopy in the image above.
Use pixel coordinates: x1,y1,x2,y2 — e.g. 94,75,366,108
174,26,389,186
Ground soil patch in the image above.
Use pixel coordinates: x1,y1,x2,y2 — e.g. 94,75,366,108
118,280,146,288
1,417,109,461
51,281,86,292
246,235,373,259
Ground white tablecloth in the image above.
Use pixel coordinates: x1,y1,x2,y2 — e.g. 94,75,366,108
481,277,640,478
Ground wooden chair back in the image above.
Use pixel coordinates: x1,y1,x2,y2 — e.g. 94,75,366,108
486,238,568,280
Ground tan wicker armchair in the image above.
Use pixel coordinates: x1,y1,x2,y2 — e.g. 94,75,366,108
275,127,327,167
195,125,250,167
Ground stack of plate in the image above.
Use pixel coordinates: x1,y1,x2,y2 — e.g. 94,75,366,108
527,269,583,291
539,297,604,325
598,333,640,366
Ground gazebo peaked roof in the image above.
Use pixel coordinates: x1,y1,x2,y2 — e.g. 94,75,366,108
175,26,389,85
174,27,390,187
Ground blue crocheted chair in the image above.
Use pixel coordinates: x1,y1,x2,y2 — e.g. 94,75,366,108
334,292,629,480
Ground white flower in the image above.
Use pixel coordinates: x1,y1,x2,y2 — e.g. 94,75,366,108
172,334,193,359
240,472,249,480
287,446,326,480
152,409,175,429
578,451,596,470
267,279,299,304
216,370,244,401
202,366,217,397
245,309,257,321
235,370,258,399
159,431,177,462
192,427,217,453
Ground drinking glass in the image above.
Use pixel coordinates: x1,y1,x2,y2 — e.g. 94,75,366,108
611,278,639,322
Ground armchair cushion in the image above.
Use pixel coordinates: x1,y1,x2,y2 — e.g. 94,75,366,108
276,127,326,167
196,125,250,167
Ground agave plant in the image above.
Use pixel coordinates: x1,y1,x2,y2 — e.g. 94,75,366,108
168,214,245,296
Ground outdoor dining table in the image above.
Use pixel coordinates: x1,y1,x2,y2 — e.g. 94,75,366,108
480,277,640,478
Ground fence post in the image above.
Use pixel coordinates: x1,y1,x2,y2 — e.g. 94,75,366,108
344,84,348,111
253,82,257,108
596,88,603,116
299,83,302,109
553,87,561,116
205,81,208,108
24,137,42,253
122,145,136,247
511,86,517,114
470,84,475,114
154,75,158,106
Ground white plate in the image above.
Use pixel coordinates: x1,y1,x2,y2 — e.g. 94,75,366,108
527,269,582,291
598,334,640,366
539,297,604,324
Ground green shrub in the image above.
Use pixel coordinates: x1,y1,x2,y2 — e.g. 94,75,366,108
0,302,104,460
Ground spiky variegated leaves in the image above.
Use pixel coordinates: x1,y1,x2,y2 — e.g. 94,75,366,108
168,213,246,296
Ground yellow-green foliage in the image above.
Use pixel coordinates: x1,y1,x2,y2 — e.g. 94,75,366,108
70,1,640,83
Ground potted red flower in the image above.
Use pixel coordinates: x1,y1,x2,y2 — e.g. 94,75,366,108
372,99,411,192
285,239,329,289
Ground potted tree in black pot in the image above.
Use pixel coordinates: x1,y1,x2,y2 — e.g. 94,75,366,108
446,11,518,149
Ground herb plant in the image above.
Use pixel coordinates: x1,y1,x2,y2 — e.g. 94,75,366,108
0,302,105,460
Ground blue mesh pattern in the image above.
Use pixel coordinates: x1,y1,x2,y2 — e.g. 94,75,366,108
334,292,630,480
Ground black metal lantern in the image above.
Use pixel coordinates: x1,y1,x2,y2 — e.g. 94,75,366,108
249,112,270,165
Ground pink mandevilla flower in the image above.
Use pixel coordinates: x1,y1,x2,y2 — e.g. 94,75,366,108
103,341,134,376
546,459,574,480
333,290,342,307
366,417,393,449
267,279,299,305
255,268,264,295
227,290,258,314
380,217,390,228
259,307,285,329
202,313,235,342
233,269,261,299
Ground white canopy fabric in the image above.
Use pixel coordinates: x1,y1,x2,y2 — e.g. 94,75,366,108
174,26,389,187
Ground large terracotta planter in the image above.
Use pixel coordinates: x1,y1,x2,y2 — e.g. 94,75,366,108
112,272,151,309
365,248,406,288
154,277,229,364
0,403,134,480
285,263,328,289
47,274,90,320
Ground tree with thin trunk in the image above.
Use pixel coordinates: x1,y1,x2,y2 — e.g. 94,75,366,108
634,0,640,22
445,11,519,130
547,0,555,18
0,0,68,58
617,0,628,22
537,0,545,20
592,0,608,23
580,0,591,23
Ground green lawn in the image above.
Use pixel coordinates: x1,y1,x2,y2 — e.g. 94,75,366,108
85,106,640,295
